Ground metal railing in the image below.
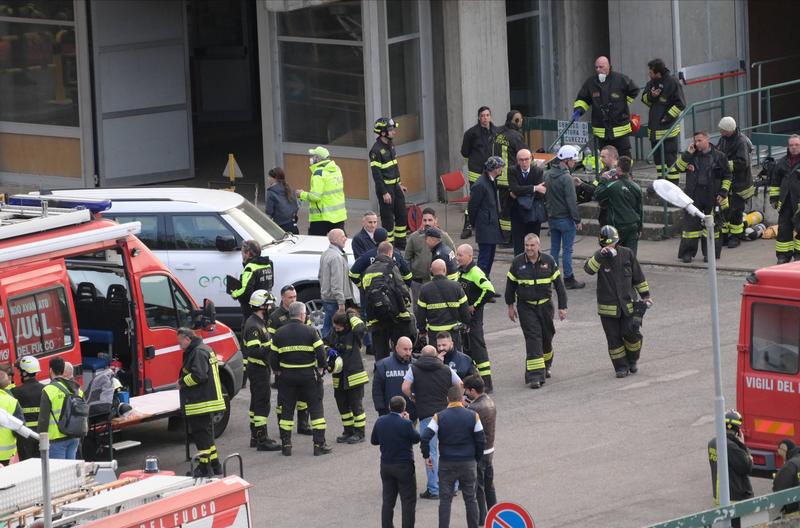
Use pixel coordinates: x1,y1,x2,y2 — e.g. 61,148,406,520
752,54,800,125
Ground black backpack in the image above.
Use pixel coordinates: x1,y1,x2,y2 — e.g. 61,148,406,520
365,263,406,323
51,381,89,437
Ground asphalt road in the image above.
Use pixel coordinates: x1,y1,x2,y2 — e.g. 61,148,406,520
116,264,773,527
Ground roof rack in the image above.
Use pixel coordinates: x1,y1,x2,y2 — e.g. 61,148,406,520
0,202,93,241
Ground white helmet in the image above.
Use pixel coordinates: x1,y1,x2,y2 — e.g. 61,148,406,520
556,144,581,161
112,377,123,391
331,356,343,375
18,355,40,375
249,289,274,308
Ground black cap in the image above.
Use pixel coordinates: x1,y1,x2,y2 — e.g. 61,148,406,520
374,227,389,243
424,227,442,238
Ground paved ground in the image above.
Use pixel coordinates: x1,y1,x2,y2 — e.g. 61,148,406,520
116,261,774,527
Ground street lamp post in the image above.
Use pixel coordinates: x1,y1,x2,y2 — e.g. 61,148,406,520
652,180,731,518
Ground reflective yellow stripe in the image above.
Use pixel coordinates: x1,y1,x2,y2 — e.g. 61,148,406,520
248,358,267,366
654,125,681,139
183,374,197,387
347,371,369,387
543,350,553,362
626,96,634,105
737,186,755,199
612,123,632,137
769,186,781,197
682,230,702,239
573,100,590,111
276,345,316,353
623,339,642,351
587,256,601,273
427,322,461,331
525,298,551,305
279,361,317,369
526,358,545,370
279,419,294,431
468,170,481,183
608,346,626,359
598,304,618,316
370,159,399,170
721,180,731,191
634,281,649,293
667,105,682,118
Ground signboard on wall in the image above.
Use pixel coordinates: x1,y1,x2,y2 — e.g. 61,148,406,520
557,120,589,146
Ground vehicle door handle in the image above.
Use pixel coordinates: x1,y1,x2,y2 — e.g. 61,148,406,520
174,264,196,270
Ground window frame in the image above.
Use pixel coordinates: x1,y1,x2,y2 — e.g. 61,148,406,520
165,213,241,252
749,301,800,375
139,274,195,330
104,213,167,250
8,285,75,359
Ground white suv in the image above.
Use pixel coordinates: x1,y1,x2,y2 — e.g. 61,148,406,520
26,188,355,330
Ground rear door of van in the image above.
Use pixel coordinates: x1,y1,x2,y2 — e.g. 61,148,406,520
0,260,82,380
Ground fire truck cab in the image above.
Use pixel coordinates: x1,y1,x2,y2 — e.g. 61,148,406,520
0,198,242,442
737,261,800,474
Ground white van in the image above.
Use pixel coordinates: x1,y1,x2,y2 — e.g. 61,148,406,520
25,188,355,330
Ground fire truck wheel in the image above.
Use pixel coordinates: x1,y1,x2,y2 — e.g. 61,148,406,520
212,383,231,438
297,286,324,332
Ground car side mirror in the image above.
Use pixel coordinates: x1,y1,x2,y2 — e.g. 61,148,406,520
215,234,236,252
194,298,216,330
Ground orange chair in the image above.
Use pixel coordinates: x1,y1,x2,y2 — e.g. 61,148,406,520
439,171,470,231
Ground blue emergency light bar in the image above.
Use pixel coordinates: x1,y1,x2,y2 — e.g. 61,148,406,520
8,195,112,214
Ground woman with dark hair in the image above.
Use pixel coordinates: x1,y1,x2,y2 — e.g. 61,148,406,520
266,167,299,234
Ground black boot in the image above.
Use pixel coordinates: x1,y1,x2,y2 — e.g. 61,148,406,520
564,275,585,289
347,428,365,444
210,459,223,476
256,426,282,452
460,212,472,239
297,409,313,435
483,375,493,394
727,237,740,249
249,423,257,448
190,462,211,478
280,430,292,457
336,426,354,444
313,431,333,456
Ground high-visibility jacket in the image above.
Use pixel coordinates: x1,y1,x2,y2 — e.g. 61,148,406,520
300,158,347,224
641,71,685,141
769,151,800,205
461,122,498,183
230,255,273,323
491,124,525,188
325,314,368,390
716,129,754,199
369,139,401,195
0,388,22,460
11,378,45,428
584,246,649,318
457,260,494,310
504,252,567,309
417,275,470,333
179,337,226,416
40,379,83,441
269,319,326,372
574,71,639,140
243,313,271,368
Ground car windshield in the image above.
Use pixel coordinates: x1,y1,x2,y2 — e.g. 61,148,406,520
226,199,286,246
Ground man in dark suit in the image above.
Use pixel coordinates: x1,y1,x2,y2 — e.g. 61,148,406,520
508,148,546,256
371,395,420,528
468,156,505,275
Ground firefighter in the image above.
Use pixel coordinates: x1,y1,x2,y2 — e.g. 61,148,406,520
491,110,525,245
584,226,652,378
11,355,45,460
505,233,567,388
296,146,347,236
708,410,753,512
424,227,459,280
573,56,639,158
0,364,22,466
177,327,227,477
370,117,408,249
268,285,312,436
671,131,732,263
641,58,685,185
417,259,470,352
460,106,498,239
773,439,800,518
326,310,369,444
456,243,495,393
769,134,800,263
716,117,754,248
38,357,84,460
270,302,332,457
242,290,281,451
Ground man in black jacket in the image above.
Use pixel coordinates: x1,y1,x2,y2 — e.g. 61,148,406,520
460,106,498,239
370,117,408,249
508,148,546,256
424,227,459,280
672,131,732,263
177,328,227,477
768,134,800,263
456,243,495,392
717,117,754,248
11,355,45,460
492,110,526,245
372,336,416,420
402,346,462,500
708,410,753,517
573,56,639,157
435,331,477,381
417,260,471,351
326,311,369,444
773,439,800,517
642,58,685,185
468,156,505,275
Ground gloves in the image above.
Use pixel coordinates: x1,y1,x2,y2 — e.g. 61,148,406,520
327,348,338,360
600,246,617,258
571,109,584,121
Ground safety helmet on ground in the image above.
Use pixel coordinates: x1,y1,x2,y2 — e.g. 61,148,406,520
373,117,398,135
17,355,40,375
598,225,620,247
249,289,275,309
724,409,743,432
556,144,581,161
484,156,506,172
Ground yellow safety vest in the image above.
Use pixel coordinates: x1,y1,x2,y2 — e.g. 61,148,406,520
0,389,19,460
43,380,83,441
300,159,347,224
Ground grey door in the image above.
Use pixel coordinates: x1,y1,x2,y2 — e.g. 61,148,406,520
91,0,193,185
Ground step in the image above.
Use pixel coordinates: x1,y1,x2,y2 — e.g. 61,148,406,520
112,440,142,452
578,202,683,225
579,218,677,241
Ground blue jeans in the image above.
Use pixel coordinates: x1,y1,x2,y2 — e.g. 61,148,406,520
477,243,497,276
549,217,577,278
321,301,339,338
420,416,439,494
50,437,80,459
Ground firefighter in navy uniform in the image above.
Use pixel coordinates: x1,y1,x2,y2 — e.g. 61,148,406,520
492,111,525,244
270,301,332,456
769,134,800,263
417,259,471,352
242,290,281,451
641,58,685,185
708,410,753,520
505,233,568,389
456,243,495,392
326,310,369,444
584,226,651,378
716,117,755,248
460,106,498,238
573,56,639,157
267,285,312,436
370,117,408,249
177,327,227,477
11,355,45,460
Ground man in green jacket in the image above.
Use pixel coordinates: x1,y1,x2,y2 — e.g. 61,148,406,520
594,156,643,255
297,146,347,236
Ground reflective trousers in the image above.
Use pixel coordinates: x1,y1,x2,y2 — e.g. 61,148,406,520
334,384,365,433
377,183,407,248
518,300,555,384
278,370,326,445
465,305,492,390
600,314,642,373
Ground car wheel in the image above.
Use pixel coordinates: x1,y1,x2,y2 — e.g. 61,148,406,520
212,383,231,438
297,286,324,332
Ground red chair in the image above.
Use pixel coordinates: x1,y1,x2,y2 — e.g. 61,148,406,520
439,171,470,231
